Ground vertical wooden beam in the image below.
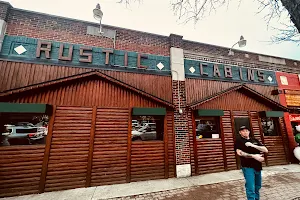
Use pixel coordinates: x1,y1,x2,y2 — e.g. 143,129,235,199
191,111,199,175
85,106,97,187
126,108,132,183
257,116,268,166
39,105,56,193
230,111,239,169
164,115,169,179
172,112,177,178
278,117,290,163
248,111,255,138
220,116,227,171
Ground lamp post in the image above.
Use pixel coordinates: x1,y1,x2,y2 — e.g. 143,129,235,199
92,3,116,49
228,36,247,56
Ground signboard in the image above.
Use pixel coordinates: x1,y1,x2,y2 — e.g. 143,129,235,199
184,59,277,86
286,94,300,106
280,76,288,85
0,35,170,73
289,114,300,122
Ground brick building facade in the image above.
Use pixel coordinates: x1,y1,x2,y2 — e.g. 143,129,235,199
0,1,299,197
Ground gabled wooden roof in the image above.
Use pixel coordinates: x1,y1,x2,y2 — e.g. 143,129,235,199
187,84,288,111
0,70,174,108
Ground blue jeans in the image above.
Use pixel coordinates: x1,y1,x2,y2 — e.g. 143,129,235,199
242,167,262,200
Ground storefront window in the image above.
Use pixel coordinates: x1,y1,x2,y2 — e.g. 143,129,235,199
0,114,48,146
261,117,279,136
131,116,164,141
195,117,220,139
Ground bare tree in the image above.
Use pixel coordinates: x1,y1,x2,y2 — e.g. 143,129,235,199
118,0,300,43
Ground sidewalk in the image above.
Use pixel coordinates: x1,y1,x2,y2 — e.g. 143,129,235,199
3,164,300,200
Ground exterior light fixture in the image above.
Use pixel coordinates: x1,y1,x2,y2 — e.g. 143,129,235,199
92,3,116,49
228,35,247,56
93,3,104,33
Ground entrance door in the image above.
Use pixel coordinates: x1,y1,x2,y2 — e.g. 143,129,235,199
233,117,251,169
234,117,251,138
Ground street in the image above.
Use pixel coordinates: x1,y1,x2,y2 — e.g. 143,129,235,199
109,172,300,200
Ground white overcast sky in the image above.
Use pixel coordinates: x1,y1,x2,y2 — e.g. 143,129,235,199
4,0,300,60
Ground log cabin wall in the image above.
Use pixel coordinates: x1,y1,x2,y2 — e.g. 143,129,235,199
0,66,175,197
0,145,45,197
186,79,289,175
0,61,173,103
186,78,279,105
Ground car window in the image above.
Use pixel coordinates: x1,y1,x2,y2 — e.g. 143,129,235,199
16,128,38,134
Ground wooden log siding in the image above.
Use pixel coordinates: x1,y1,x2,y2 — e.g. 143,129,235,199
279,117,290,163
196,139,224,174
189,110,289,175
249,111,267,166
0,145,45,198
166,111,176,178
91,108,128,186
222,111,237,171
131,141,165,182
264,136,288,166
186,78,279,105
188,109,197,175
0,61,172,102
263,117,289,166
45,107,92,192
249,112,263,141
4,78,168,108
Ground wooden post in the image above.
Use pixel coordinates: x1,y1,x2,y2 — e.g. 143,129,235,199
230,111,239,169
172,112,177,178
126,108,132,182
39,105,56,193
220,116,227,171
191,111,199,175
278,117,290,163
248,111,255,138
257,116,268,166
85,106,97,187
164,114,169,179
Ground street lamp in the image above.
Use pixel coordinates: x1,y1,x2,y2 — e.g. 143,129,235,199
228,36,247,56
92,3,116,49
93,3,104,33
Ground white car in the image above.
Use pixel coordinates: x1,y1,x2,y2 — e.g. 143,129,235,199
132,123,157,141
2,123,45,145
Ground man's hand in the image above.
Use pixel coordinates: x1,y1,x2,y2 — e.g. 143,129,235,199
245,142,254,147
252,154,265,162
245,142,268,153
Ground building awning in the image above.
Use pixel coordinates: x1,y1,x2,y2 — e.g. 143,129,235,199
259,111,284,118
132,107,166,116
197,109,224,117
0,102,51,114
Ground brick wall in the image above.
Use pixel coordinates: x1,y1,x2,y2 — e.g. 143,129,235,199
183,40,300,73
173,80,191,165
0,1,11,21
5,8,170,56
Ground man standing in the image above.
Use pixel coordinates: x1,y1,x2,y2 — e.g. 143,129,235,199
235,126,268,200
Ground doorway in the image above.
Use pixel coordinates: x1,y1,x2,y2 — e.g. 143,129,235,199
233,117,251,169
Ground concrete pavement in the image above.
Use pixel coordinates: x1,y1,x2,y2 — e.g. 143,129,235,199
2,164,300,200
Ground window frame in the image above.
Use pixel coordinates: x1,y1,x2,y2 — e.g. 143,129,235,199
260,117,281,137
131,115,165,142
194,116,222,140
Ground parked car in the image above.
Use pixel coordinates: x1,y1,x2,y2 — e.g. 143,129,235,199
131,123,157,141
2,123,45,145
